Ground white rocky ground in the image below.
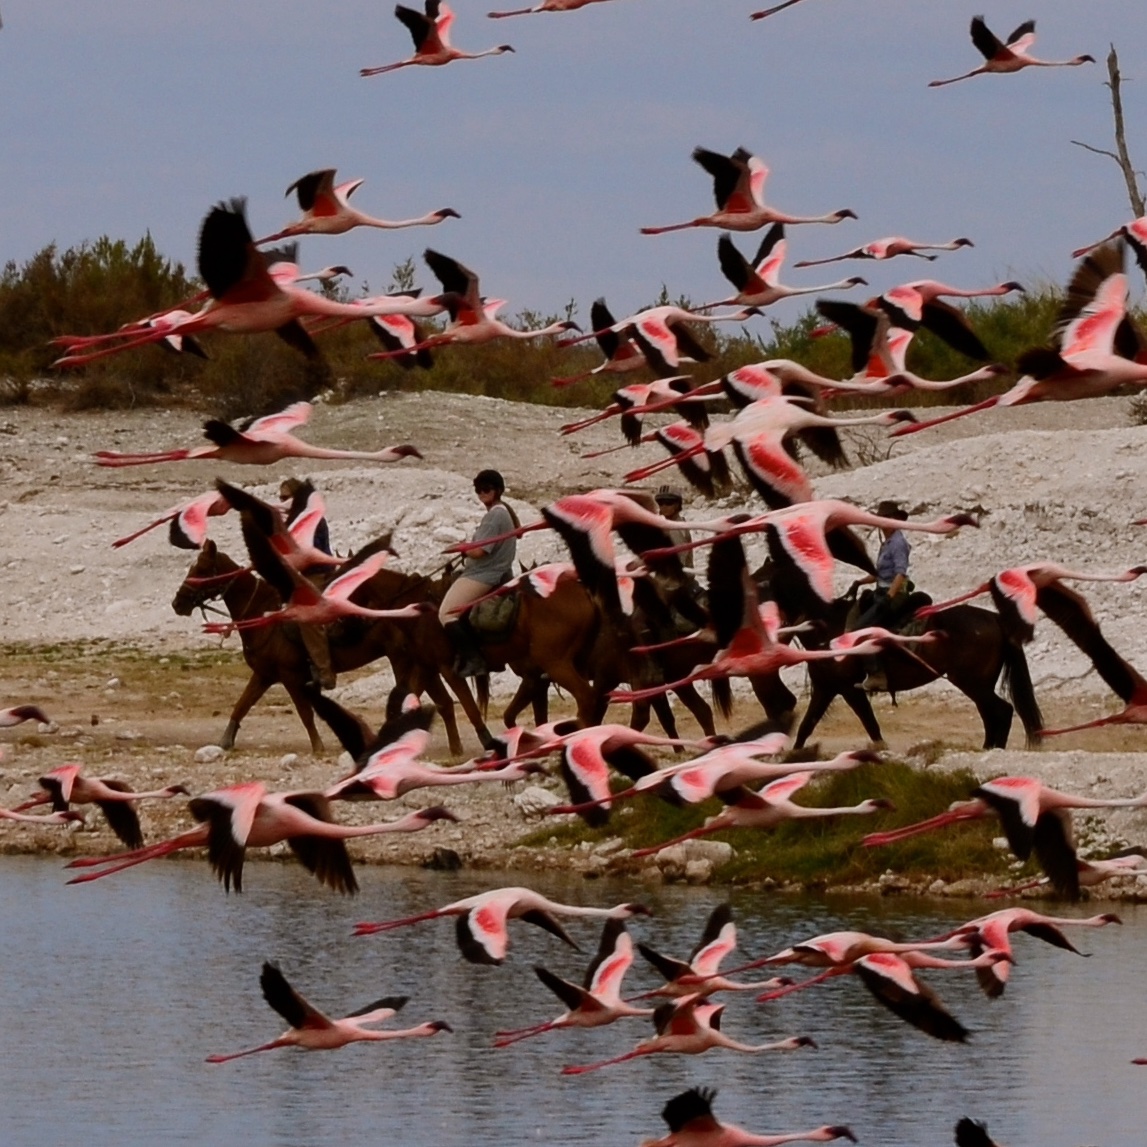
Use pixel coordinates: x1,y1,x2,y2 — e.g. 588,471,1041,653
0,389,1145,892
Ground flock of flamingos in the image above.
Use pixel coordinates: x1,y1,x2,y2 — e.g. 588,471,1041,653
5,4,1147,1145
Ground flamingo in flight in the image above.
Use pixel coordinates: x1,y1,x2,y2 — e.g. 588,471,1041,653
629,769,892,858
701,226,867,311
489,0,619,15
352,886,651,964
894,238,1147,438
560,377,708,445
1073,214,1147,264
986,847,1147,900
492,918,652,1047
934,907,1122,998
12,765,188,849
642,147,855,235
561,992,815,1074
552,298,663,387
863,775,1147,899
764,949,1005,1043
309,692,544,800
51,201,449,368
362,1,514,76
202,544,432,637
558,302,750,362
112,490,232,550
642,1087,856,1147
65,782,457,893
929,17,1094,88
633,904,797,1000
94,401,421,468
443,487,737,616
645,498,977,610
624,393,916,509
794,236,974,268
0,806,82,827
206,962,451,1063
369,249,577,359
0,704,49,728
256,168,458,244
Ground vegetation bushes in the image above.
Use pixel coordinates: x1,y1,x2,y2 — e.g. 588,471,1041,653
0,231,1121,417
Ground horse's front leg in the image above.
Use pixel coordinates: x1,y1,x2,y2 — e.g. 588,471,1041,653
221,673,272,750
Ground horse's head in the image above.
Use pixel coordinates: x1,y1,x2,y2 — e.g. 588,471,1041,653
171,540,241,616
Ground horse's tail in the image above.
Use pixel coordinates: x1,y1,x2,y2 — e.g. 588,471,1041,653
710,676,733,720
1001,638,1043,747
475,673,490,721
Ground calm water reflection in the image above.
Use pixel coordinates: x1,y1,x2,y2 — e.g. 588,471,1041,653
0,856,1142,1146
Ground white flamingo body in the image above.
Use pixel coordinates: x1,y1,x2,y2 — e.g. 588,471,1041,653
362,1,514,76
930,17,1094,87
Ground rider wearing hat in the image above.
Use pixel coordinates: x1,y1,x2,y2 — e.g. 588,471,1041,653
439,469,519,677
654,485,694,572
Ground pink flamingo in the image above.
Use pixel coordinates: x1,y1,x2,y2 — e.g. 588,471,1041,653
762,950,1004,1043
794,236,973,268
65,783,457,893
986,848,1147,900
1073,214,1147,263
353,886,651,964
560,377,707,444
368,249,577,360
256,168,458,244
629,770,892,858
645,499,977,608
112,490,232,550
0,807,82,827
206,962,451,1063
893,240,1147,438
934,907,1122,998
624,394,916,508
202,549,431,635
94,401,421,469
929,17,1094,88
492,918,652,1047
552,298,658,387
361,1,514,76
0,704,49,727
642,147,855,235
12,764,188,849
916,562,1147,736
701,226,867,310
51,201,450,368
633,904,796,1000
863,776,1147,899
736,928,968,975
489,0,618,15
642,1087,856,1147
560,992,815,1074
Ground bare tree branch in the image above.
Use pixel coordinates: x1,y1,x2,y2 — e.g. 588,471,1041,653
1106,45,1146,217
1071,139,1121,162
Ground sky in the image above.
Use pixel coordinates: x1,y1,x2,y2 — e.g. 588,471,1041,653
1,1,1145,334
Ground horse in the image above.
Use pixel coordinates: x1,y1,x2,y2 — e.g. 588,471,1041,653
171,541,480,755
756,567,1043,749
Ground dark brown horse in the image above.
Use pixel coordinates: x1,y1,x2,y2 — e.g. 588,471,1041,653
757,570,1044,749
171,542,480,755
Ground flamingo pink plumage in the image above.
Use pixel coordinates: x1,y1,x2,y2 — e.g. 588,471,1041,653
206,962,451,1063
65,782,457,892
794,236,974,268
257,168,458,244
642,147,855,235
112,490,232,550
929,17,1094,88
94,401,421,469
361,1,514,76
560,992,815,1074
352,886,651,964
492,918,652,1047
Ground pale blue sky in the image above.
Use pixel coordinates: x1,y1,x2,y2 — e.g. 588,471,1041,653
2,1,1144,331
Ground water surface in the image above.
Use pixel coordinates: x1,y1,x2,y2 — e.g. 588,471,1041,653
0,857,1142,1146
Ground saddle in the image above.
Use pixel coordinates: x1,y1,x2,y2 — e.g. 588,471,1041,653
847,587,933,636
468,589,520,641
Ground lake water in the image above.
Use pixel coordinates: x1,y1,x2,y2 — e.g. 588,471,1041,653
0,856,1142,1146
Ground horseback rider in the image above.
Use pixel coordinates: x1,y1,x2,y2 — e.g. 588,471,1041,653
439,470,519,677
280,477,336,691
850,499,911,694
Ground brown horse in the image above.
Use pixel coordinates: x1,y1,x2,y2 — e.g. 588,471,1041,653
171,542,480,755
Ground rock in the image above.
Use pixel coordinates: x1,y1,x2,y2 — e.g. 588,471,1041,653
337,751,355,772
658,840,733,867
592,837,625,857
685,859,713,884
423,848,463,871
104,678,121,689
194,745,225,764
514,786,561,819
279,753,299,770
37,721,59,734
